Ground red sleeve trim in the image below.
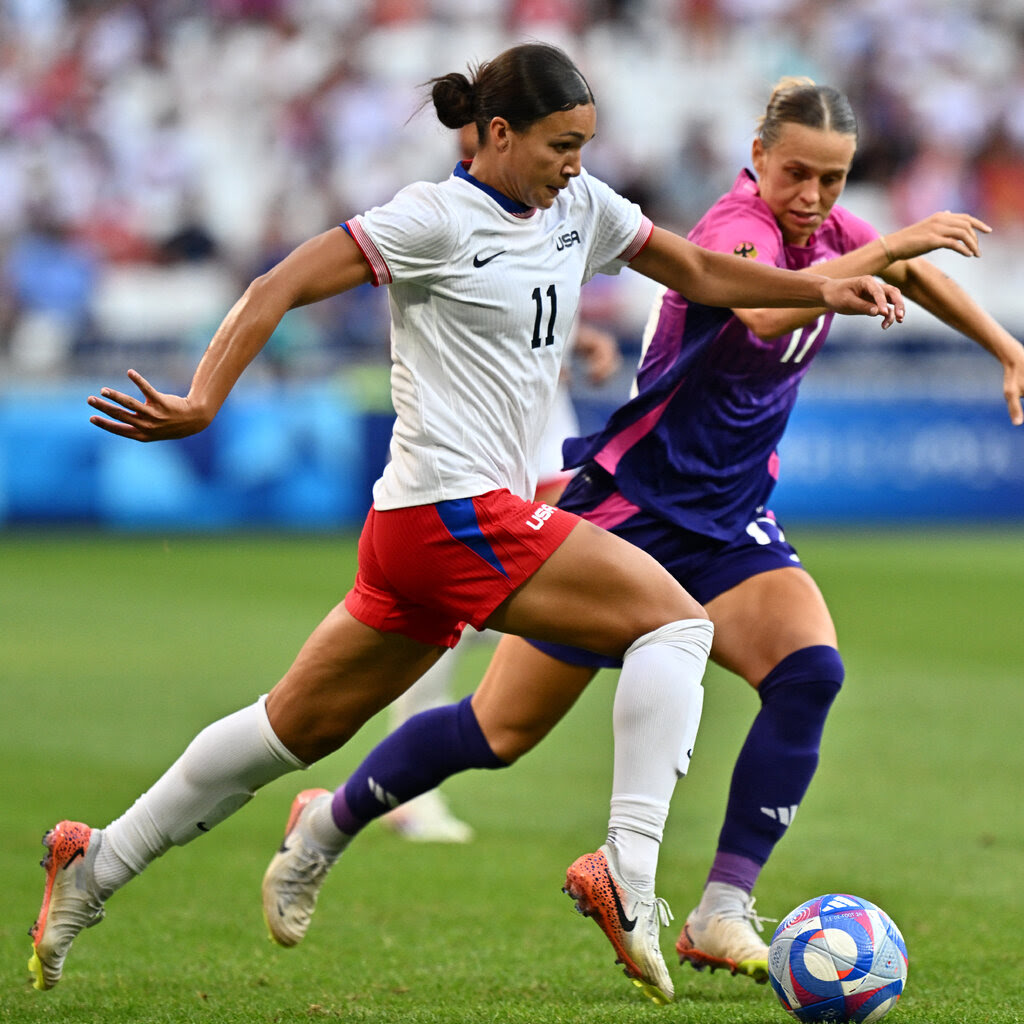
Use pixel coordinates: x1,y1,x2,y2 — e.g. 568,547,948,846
345,218,392,286
620,216,655,262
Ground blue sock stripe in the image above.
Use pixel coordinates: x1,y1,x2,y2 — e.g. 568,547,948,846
434,497,509,579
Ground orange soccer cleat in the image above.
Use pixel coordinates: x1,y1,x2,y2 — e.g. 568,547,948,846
28,821,106,990
563,845,675,1005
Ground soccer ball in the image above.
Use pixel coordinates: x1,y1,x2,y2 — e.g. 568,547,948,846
767,893,909,1023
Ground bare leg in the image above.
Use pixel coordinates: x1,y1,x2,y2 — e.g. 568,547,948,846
266,603,445,763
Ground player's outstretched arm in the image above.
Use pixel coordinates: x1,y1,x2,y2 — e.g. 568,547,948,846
88,227,373,441
732,212,993,341
999,351,1024,426
883,255,1024,426
831,209,1022,424
632,226,904,326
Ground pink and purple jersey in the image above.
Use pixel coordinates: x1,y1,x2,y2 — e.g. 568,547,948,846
562,169,879,540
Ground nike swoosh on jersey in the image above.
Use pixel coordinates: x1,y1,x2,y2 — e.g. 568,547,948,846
472,250,506,267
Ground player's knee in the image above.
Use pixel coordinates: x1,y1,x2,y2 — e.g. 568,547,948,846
759,645,845,709
644,591,709,633
612,571,708,649
624,616,714,660
476,717,546,765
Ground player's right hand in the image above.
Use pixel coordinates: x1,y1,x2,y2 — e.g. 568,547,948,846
87,369,211,441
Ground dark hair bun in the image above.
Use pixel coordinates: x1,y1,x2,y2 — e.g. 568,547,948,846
432,73,475,129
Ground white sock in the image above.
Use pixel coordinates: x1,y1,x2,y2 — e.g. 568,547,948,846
607,618,713,892
303,791,351,854
605,827,662,893
96,696,306,892
698,881,752,919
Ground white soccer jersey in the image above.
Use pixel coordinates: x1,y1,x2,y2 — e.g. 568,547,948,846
346,162,651,509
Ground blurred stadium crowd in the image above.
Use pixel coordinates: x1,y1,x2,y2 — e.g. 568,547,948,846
3,0,1024,384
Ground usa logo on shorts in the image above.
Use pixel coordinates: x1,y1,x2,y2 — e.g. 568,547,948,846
526,503,557,531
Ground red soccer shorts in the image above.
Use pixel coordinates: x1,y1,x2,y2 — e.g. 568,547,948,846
344,489,580,647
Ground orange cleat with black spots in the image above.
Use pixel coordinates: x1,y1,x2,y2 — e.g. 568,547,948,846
563,844,675,1005
28,821,106,990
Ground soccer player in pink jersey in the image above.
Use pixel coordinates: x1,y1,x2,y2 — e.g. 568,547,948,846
29,47,904,1004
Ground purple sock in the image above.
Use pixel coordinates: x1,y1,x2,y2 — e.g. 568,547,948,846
707,851,762,893
331,695,505,835
709,645,844,889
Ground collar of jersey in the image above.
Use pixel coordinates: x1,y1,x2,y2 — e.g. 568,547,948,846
454,160,535,217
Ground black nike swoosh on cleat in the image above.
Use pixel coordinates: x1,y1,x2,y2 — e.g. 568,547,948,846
63,847,86,870
604,865,637,932
472,250,506,267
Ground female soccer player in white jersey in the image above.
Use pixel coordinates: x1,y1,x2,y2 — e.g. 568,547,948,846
265,73,1024,1002
29,46,903,1003
380,123,622,846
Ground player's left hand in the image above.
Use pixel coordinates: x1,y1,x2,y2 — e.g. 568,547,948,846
87,369,211,441
821,277,905,328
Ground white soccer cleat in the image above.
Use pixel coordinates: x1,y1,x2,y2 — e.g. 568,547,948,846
676,891,772,983
28,821,106,990
262,789,342,947
563,844,675,1005
381,789,474,844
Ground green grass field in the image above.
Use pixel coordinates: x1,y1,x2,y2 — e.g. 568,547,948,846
2,529,1022,1023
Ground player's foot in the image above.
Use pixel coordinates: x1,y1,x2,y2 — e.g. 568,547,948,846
28,821,106,991
563,844,675,1005
676,891,772,983
262,788,345,947
381,789,474,844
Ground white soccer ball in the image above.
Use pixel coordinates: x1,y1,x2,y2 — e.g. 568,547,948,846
768,893,909,1023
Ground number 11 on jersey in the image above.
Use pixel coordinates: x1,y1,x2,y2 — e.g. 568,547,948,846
531,284,557,348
